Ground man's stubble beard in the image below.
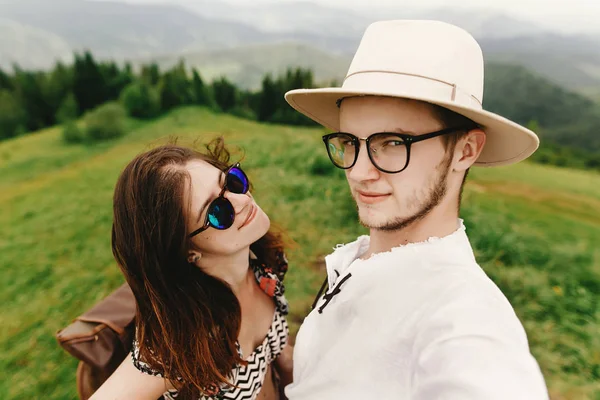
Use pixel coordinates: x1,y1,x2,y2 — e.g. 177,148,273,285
357,153,453,232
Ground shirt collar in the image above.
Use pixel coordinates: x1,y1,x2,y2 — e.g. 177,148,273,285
324,219,473,287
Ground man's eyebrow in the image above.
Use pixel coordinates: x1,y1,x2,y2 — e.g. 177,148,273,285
392,127,412,134
196,171,225,223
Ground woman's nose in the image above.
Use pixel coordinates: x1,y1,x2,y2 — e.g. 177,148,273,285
224,191,251,213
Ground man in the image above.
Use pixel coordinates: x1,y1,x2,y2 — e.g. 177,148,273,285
283,20,549,399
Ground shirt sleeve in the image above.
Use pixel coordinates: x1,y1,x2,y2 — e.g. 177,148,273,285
410,277,549,400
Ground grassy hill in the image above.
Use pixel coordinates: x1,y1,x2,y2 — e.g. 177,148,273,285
1,107,599,399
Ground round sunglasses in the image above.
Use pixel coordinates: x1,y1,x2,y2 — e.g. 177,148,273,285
188,163,249,238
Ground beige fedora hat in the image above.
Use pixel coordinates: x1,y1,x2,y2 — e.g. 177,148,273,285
285,20,539,167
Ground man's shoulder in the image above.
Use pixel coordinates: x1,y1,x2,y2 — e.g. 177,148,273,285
381,255,493,292
368,257,514,318
421,259,512,309
410,261,529,345
382,258,519,323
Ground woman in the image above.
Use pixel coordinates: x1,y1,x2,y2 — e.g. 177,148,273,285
91,137,293,399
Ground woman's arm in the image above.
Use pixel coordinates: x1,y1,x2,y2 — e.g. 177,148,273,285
275,343,294,398
90,354,175,400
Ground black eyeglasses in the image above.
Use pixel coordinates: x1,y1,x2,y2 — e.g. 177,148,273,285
188,163,249,238
322,126,472,174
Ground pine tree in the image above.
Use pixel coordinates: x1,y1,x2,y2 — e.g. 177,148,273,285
212,77,238,112
159,61,193,111
0,67,13,91
13,70,50,131
56,93,80,123
103,61,133,101
257,74,278,122
0,89,25,139
73,51,108,112
141,63,161,86
191,69,212,107
45,61,74,123
120,80,161,119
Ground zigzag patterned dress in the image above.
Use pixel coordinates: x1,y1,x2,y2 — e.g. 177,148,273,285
131,255,290,400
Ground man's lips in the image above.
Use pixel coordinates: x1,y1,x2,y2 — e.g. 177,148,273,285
356,190,390,204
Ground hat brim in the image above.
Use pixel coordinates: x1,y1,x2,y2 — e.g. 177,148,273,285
285,88,539,167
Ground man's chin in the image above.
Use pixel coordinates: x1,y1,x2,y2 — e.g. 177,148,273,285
359,210,422,232
358,211,400,230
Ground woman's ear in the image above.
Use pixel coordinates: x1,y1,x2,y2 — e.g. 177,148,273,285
187,251,202,266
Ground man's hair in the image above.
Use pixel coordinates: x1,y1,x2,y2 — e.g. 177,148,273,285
430,104,478,149
429,104,480,207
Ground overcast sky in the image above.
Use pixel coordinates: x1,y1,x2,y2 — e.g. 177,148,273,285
247,0,600,34
119,0,600,34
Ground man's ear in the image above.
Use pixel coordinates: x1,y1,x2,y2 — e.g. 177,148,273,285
454,129,486,172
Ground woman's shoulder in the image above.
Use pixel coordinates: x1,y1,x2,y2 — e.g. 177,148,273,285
131,338,165,378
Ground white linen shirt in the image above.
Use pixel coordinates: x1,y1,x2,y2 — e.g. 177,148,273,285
286,220,549,400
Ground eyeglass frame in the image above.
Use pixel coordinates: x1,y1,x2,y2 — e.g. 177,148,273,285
322,126,475,174
188,162,247,238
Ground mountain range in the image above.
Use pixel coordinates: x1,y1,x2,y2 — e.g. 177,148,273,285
0,0,599,97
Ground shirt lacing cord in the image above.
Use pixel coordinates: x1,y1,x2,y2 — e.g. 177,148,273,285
314,272,353,314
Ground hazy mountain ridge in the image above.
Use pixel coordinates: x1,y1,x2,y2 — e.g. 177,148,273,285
0,18,73,70
0,0,272,66
131,42,351,89
182,0,371,37
178,1,550,39
0,0,599,96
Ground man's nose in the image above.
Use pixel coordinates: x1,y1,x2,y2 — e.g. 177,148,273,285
346,140,380,183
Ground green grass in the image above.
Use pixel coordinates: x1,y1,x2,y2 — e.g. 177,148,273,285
1,107,599,399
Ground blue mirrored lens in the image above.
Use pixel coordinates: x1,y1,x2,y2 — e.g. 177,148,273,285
227,167,249,194
207,197,234,229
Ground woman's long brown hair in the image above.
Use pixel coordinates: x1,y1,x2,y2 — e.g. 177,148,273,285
111,137,286,397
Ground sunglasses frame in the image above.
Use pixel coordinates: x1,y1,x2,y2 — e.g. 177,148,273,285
322,126,474,174
188,163,249,238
